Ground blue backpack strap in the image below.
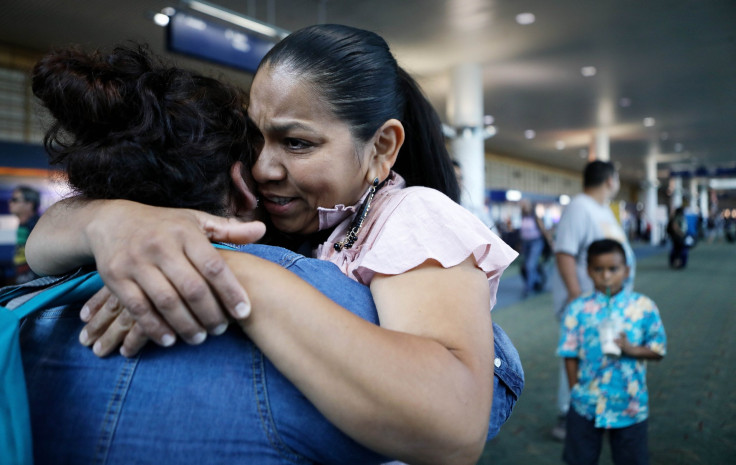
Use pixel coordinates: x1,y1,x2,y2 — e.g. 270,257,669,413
1,243,235,465
2,271,103,320
1,270,104,465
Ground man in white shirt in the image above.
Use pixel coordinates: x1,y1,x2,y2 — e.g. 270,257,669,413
549,160,636,441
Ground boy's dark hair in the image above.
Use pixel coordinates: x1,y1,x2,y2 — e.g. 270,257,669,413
583,160,616,188
587,239,627,265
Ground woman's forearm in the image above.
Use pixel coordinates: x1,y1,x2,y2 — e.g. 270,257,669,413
29,199,266,343
224,251,492,465
26,196,99,275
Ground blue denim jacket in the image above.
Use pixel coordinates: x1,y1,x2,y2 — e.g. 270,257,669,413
20,244,522,464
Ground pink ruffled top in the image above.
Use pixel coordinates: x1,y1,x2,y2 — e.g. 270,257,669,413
314,172,518,311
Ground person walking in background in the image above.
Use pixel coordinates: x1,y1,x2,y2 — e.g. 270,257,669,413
666,206,691,269
8,185,41,284
549,160,636,441
519,199,552,297
557,239,666,465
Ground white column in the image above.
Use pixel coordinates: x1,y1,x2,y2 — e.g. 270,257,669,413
699,182,709,219
689,177,699,213
594,97,613,162
671,176,683,211
447,63,485,208
645,154,659,245
595,129,610,162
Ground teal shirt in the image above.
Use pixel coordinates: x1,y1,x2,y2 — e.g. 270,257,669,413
557,289,667,428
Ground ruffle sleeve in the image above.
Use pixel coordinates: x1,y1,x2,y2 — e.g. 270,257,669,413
337,187,518,310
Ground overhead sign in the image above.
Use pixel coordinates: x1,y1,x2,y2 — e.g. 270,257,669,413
167,11,277,73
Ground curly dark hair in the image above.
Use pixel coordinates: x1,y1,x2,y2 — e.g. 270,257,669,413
32,44,250,216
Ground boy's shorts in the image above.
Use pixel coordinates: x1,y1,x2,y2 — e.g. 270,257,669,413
563,408,649,465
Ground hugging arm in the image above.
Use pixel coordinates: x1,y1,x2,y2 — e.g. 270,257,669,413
27,199,494,463
223,252,493,465
26,197,266,345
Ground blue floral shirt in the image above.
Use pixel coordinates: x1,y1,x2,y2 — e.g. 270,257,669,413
557,289,666,428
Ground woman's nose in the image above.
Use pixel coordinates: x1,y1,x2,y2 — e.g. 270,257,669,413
252,145,286,184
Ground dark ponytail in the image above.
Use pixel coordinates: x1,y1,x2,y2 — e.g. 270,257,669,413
260,24,459,202
32,44,249,215
395,68,460,202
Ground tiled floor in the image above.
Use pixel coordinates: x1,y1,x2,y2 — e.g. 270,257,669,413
479,241,736,465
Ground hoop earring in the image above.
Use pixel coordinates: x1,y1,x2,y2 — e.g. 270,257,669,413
334,177,380,252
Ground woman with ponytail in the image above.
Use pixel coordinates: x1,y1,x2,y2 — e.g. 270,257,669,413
28,26,521,464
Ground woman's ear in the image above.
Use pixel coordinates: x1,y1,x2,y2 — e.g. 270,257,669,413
230,161,259,218
366,119,404,183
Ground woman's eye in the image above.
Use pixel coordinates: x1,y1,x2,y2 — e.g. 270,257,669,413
284,138,311,150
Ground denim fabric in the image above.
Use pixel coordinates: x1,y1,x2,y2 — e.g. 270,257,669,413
20,244,522,463
521,237,545,292
488,322,524,440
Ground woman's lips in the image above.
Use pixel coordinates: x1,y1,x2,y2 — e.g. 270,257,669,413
261,195,297,215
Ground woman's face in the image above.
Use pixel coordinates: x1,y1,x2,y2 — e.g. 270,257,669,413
248,65,374,235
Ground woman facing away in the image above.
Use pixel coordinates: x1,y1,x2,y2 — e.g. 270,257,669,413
27,25,520,464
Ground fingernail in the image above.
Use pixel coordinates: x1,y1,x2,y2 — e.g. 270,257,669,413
92,340,103,356
79,329,89,345
190,331,207,345
161,333,176,347
120,346,130,358
80,306,90,321
234,301,251,319
211,323,229,336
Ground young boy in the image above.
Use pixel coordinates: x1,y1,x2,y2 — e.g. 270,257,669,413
557,239,666,465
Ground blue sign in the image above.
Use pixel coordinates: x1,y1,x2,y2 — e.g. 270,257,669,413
167,12,277,73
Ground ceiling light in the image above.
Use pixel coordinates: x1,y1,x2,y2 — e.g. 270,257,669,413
483,125,497,139
483,115,495,125
185,0,288,38
555,140,566,150
524,129,536,139
506,190,522,201
643,117,656,127
559,194,571,206
153,13,170,26
515,13,535,25
581,66,597,77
